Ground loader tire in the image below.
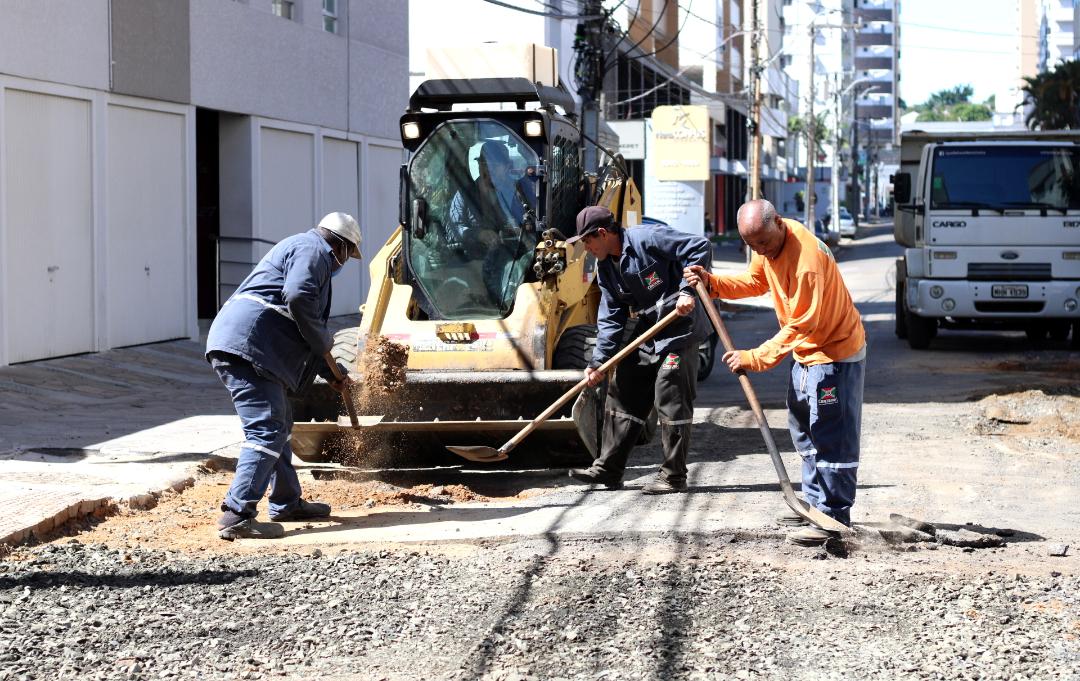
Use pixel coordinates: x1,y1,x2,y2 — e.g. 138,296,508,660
289,327,361,425
553,324,598,370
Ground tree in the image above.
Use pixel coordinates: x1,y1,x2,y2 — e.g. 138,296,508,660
788,112,831,147
925,84,974,109
1022,60,1080,130
910,84,990,122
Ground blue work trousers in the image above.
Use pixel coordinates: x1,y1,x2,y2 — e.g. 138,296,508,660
210,353,303,519
786,358,865,526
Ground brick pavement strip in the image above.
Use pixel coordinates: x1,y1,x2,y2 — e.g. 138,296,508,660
0,484,108,545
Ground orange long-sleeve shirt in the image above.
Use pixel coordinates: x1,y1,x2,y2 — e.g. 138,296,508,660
705,218,865,371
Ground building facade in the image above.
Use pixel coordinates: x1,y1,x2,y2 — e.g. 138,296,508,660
1038,0,1076,70
0,0,409,366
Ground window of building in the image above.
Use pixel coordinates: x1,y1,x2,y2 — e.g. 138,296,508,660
271,0,293,19
322,0,338,33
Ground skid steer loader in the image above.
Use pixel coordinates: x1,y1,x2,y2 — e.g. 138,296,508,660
291,76,698,462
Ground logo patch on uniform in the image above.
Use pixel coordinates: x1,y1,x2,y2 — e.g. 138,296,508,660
662,353,681,369
818,386,838,405
643,271,663,290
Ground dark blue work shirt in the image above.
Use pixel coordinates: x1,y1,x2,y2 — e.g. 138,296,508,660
206,230,336,392
591,224,712,368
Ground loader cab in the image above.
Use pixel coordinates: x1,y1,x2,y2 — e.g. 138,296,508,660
398,78,582,321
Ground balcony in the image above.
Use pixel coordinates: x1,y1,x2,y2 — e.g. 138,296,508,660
857,45,893,59
858,0,895,9
858,68,893,83
860,21,894,34
856,93,894,108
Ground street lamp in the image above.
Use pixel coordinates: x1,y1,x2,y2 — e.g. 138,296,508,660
830,77,879,238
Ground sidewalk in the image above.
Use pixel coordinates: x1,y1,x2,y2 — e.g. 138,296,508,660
0,316,359,546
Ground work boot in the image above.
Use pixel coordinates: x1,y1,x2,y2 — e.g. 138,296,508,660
641,476,687,495
786,526,839,547
775,510,809,527
269,498,332,522
568,466,623,490
217,511,285,541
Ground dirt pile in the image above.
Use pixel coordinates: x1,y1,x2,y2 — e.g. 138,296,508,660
333,335,410,467
978,389,1080,441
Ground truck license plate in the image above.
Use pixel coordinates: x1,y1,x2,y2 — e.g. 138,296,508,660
991,284,1028,299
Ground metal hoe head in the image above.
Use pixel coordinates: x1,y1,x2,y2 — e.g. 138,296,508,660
446,445,508,463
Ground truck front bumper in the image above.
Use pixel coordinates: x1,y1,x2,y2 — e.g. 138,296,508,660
908,279,1080,319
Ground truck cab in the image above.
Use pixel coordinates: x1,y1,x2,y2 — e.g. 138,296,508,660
892,131,1080,349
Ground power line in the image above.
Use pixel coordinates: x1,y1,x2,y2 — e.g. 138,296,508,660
479,0,602,20
900,20,1040,39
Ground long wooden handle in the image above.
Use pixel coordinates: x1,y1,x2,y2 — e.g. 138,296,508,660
501,307,683,453
693,282,792,487
324,352,360,428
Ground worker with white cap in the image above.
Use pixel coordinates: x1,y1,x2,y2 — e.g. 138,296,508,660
206,212,362,540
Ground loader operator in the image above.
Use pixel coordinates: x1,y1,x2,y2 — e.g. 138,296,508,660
447,140,538,303
567,206,712,494
205,212,361,541
684,199,866,547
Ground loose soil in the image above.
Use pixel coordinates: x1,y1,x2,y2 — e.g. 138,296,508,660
977,390,1080,442
334,335,410,467
43,461,511,557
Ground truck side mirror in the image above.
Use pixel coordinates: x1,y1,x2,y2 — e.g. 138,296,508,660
411,198,427,239
891,172,911,204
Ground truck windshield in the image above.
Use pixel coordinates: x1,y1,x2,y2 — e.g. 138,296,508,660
406,120,541,320
930,145,1080,211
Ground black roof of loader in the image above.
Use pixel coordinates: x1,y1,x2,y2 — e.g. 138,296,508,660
408,78,576,116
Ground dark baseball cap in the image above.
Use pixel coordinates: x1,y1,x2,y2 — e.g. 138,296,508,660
567,205,615,244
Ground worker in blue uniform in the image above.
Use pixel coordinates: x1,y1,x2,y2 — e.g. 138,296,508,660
206,212,361,540
566,207,712,494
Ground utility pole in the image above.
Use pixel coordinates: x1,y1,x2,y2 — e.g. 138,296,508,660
574,0,606,173
747,0,763,202
830,73,841,241
804,23,817,229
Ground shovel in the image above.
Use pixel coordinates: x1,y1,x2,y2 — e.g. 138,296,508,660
324,352,360,428
693,281,848,533
447,308,683,463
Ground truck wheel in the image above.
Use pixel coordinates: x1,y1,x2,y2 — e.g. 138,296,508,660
905,310,937,350
894,284,908,339
1048,321,1070,342
1024,324,1048,343
696,334,718,382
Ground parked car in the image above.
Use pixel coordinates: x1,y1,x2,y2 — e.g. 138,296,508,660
813,218,840,250
832,207,856,238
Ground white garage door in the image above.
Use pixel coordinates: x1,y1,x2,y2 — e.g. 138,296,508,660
322,137,361,316
3,90,94,363
260,127,314,244
107,105,188,347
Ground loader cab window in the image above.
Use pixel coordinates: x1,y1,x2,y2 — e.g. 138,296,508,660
548,136,581,237
406,119,541,319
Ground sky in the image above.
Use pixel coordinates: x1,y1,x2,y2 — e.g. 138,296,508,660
898,0,1023,107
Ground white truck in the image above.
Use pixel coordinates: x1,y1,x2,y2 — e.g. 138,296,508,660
892,130,1080,349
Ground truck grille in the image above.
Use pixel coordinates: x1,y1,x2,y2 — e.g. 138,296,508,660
974,301,1045,313
967,263,1051,281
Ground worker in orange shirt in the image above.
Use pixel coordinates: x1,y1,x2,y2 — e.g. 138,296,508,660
685,199,866,547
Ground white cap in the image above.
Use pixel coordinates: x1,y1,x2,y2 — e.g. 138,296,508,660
318,212,362,259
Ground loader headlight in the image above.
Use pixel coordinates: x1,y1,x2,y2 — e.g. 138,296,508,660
524,119,544,137
402,122,421,140
1066,298,1078,312
930,285,944,299
942,298,956,312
